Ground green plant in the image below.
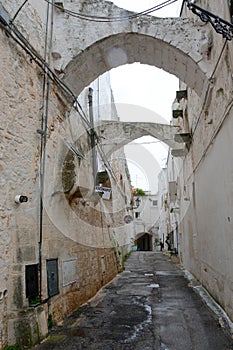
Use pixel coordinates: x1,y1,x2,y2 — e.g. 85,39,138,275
29,296,41,306
48,314,53,329
124,251,132,260
135,188,146,196
122,251,132,270
3,345,20,350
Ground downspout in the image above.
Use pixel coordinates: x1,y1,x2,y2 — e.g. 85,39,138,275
88,87,97,187
38,0,54,299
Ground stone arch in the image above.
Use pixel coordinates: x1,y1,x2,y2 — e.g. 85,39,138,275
62,32,209,98
95,120,181,158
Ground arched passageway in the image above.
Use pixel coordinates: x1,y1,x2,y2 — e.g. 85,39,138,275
52,1,212,98
136,232,153,251
95,120,181,157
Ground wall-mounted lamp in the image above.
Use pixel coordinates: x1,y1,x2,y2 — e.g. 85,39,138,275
135,197,141,208
127,197,141,211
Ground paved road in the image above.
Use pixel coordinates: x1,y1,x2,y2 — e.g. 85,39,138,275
33,252,233,349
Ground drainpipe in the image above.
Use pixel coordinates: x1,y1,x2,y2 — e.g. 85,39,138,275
38,0,54,300
88,87,97,187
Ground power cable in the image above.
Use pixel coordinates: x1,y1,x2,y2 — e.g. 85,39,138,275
192,39,227,135
11,0,29,23
5,21,92,128
44,0,178,22
2,7,163,200
103,138,173,146
96,143,128,202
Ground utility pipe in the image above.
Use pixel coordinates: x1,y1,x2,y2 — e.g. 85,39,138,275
88,87,97,187
39,0,54,300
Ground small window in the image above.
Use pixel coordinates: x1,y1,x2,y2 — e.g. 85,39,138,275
135,212,140,219
229,0,233,22
26,264,39,299
152,200,158,206
101,256,106,274
47,259,59,297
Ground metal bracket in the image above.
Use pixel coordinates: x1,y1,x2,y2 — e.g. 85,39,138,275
186,0,233,40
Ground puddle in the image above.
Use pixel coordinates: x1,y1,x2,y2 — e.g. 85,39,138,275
147,284,160,288
156,271,182,276
124,302,152,343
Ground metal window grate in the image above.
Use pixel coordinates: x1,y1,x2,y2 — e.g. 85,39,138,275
47,259,59,297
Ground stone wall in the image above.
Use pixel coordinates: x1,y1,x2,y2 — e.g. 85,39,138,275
3,0,233,346
0,1,133,347
167,0,233,322
0,7,46,343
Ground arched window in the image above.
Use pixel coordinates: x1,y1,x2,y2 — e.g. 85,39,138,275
229,0,233,22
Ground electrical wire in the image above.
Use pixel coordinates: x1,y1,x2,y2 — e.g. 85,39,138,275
11,0,29,23
8,6,127,203
2,7,167,201
103,138,173,146
96,142,128,201
44,0,178,22
5,21,92,128
4,24,155,202
192,39,228,135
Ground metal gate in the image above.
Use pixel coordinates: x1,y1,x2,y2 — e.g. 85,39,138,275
46,259,59,297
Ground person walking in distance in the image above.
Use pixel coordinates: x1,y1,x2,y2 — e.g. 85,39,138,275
159,239,164,251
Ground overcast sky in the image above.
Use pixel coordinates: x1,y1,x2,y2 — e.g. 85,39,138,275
112,0,183,18
109,0,183,193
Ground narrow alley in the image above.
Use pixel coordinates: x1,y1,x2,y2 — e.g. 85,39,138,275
33,252,233,350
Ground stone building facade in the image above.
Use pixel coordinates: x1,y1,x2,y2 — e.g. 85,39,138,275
133,192,159,251
0,1,134,348
158,0,233,328
1,0,233,347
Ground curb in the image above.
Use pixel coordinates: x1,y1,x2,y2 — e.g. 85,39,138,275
184,270,233,339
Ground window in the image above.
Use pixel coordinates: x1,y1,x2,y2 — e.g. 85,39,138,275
135,212,140,219
229,0,233,22
47,259,59,297
152,200,158,206
25,264,39,299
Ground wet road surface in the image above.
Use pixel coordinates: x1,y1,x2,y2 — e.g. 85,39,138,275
33,252,233,349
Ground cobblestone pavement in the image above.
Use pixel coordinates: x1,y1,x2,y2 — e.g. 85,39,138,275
33,252,233,350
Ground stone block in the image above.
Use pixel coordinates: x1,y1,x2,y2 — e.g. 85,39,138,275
18,246,36,263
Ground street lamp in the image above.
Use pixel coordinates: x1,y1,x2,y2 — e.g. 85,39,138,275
126,197,141,211
135,197,141,208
